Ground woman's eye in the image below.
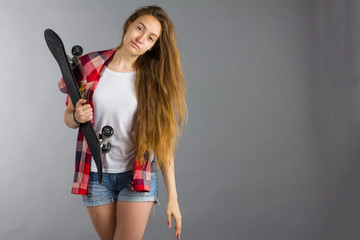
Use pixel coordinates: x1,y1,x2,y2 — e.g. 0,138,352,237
137,26,142,31
149,37,154,41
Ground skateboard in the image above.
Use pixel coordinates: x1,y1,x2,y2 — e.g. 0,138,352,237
44,29,103,183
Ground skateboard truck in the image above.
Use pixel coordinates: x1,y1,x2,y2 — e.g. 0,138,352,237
69,45,83,68
97,125,114,153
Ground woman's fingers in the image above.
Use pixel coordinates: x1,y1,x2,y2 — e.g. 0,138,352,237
76,99,87,108
74,99,93,123
167,213,172,228
166,200,182,239
174,214,182,239
77,110,93,122
167,211,182,239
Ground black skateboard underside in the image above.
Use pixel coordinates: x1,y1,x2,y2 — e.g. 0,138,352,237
44,29,102,183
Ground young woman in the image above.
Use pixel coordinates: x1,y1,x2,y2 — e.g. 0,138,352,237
58,5,187,240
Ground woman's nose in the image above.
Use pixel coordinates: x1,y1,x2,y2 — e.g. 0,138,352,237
136,34,146,43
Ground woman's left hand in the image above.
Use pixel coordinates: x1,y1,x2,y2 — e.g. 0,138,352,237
166,198,182,239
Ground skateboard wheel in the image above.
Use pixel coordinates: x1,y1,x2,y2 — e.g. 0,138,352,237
102,143,111,153
102,125,114,137
71,45,83,57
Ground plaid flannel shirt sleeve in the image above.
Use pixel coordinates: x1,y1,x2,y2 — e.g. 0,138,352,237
57,61,85,106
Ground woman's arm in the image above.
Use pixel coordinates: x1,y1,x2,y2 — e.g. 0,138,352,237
64,98,79,129
160,157,182,239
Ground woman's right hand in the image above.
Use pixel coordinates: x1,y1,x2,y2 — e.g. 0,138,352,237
74,99,93,123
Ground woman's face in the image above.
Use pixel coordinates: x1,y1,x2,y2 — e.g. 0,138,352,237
122,15,162,56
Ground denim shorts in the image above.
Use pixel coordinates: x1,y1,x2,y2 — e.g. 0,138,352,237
82,160,160,207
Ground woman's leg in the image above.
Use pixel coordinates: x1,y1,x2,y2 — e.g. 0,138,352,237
87,202,117,240
113,201,155,240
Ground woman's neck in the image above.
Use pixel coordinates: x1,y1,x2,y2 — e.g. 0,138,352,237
108,47,138,72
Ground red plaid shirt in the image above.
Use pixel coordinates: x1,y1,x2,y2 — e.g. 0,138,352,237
58,48,152,195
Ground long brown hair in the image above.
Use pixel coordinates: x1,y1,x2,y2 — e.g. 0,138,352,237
119,5,188,169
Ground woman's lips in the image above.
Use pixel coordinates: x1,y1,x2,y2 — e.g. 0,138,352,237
131,41,140,49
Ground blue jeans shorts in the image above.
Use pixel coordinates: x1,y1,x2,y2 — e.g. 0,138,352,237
82,160,160,207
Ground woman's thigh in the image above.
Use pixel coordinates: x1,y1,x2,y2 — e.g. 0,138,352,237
87,202,117,240
113,201,155,240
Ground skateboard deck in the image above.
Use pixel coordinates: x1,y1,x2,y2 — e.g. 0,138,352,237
44,29,103,183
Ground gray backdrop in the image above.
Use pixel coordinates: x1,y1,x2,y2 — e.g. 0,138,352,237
0,0,359,239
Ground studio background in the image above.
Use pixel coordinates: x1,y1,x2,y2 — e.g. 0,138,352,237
1,0,359,239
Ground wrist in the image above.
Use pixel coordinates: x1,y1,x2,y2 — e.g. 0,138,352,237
168,194,178,201
72,111,81,126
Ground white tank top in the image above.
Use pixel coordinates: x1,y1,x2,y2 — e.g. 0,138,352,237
90,67,137,173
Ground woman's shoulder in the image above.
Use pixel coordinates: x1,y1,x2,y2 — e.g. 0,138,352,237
78,47,117,73
80,48,117,63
